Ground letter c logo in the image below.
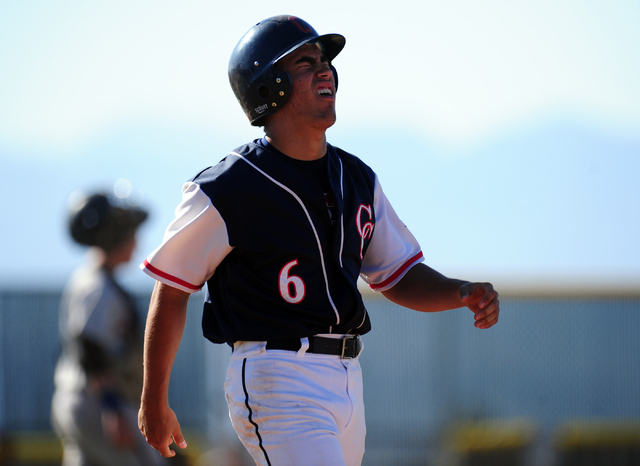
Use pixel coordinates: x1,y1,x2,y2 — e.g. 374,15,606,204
289,17,313,33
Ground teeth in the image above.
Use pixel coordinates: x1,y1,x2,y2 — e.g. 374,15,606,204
318,88,333,96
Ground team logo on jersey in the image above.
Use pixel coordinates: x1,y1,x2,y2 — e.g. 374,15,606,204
356,204,374,260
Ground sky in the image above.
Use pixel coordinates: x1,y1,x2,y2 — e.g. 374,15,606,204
1,0,639,292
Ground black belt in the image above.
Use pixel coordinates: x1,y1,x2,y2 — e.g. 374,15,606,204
266,335,362,359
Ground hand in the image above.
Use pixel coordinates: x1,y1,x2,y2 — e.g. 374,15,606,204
138,402,187,457
459,282,500,329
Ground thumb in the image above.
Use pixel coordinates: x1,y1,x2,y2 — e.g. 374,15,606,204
458,282,474,302
172,430,188,450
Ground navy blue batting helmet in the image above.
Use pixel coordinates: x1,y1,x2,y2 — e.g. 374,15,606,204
228,15,346,126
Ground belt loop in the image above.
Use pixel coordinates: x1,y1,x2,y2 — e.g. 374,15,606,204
297,337,309,357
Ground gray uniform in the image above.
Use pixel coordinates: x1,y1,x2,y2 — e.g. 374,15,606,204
51,260,164,466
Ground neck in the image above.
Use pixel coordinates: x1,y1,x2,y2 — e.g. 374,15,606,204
91,249,115,272
91,246,128,272
264,122,328,161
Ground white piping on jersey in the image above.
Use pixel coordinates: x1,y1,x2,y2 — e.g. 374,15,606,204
230,151,341,326
326,155,368,332
337,156,345,269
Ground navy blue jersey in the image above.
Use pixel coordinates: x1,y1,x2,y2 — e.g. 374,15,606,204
142,138,423,344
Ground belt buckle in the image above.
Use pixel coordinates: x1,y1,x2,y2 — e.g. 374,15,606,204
341,335,360,359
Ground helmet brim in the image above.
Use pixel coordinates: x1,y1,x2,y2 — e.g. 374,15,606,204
275,33,346,64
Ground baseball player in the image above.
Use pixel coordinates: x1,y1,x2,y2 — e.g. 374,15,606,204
52,192,166,466
138,15,500,466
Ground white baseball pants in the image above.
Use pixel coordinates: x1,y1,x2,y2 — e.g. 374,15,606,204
225,339,366,466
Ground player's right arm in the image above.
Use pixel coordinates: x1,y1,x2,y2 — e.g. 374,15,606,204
138,281,190,457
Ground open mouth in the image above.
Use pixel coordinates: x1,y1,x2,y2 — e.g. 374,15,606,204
318,88,333,96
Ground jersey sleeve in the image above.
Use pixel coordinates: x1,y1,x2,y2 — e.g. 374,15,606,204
140,181,234,293
359,175,424,292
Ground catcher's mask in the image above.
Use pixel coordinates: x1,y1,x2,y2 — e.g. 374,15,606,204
228,15,345,126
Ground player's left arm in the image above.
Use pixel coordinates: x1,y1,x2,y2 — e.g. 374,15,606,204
381,263,500,329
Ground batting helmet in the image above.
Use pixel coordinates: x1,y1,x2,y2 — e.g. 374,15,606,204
68,192,148,252
228,15,346,126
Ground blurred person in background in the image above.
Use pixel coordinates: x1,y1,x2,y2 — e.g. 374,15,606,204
51,191,166,466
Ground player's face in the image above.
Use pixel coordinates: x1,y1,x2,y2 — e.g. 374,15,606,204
275,43,337,129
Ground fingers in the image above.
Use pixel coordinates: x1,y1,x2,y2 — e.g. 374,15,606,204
138,407,187,458
153,431,187,457
473,300,500,329
459,282,500,329
144,432,182,458
157,440,176,458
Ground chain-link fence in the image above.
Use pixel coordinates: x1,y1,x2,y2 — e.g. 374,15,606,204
1,288,639,465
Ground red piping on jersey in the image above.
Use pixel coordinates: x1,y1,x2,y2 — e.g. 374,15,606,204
142,260,202,292
369,251,424,291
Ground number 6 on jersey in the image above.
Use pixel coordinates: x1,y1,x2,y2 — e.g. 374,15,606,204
279,260,306,304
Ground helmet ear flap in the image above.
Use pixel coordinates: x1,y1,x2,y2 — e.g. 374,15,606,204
248,67,291,126
330,64,339,92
